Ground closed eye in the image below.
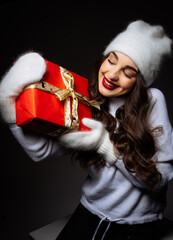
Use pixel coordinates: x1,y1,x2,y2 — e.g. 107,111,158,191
123,67,138,79
108,59,116,65
107,52,118,65
123,71,134,78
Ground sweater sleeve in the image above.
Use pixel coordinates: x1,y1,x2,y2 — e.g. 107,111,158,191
9,124,73,162
114,88,173,192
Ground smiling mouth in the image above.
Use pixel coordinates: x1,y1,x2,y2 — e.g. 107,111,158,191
102,76,119,90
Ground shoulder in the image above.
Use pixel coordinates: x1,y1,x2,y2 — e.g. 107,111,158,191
148,88,167,107
149,87,165,100
148,88,169,123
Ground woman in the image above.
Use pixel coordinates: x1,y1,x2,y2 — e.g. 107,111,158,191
0,20,173,239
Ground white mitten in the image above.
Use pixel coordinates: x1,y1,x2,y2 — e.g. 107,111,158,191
60,118,119,164
0,52,47,123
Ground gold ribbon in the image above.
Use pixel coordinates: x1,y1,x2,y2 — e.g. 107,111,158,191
24,67,102,135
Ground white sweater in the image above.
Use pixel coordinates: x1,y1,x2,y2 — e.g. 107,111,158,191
9,88,173,224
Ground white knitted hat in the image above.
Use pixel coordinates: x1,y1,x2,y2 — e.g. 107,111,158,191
104,20,172,86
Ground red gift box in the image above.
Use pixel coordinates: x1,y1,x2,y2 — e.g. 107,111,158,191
16,60,100,136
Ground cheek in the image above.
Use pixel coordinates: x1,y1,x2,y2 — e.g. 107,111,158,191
99,60,110,74
98,68,102,79
98,71,101,88
121,78,136,90
98,65,105,84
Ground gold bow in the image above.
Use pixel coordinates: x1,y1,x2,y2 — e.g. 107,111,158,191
24,67,102,135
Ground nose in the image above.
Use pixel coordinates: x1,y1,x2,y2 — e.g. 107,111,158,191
107,68,119,81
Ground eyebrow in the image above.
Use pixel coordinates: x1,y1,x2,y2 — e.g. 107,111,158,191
110,51,138,73
126,65,138,73
111,51,118,60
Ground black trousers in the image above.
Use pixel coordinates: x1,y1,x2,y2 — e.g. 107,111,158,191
56,203,162,240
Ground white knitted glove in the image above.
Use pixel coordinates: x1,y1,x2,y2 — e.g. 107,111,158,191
60,118,119,164
0,52,47,123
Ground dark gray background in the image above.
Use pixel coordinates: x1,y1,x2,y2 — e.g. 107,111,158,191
0,1,173,239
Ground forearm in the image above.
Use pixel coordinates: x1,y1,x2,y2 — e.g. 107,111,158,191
9,124,72,162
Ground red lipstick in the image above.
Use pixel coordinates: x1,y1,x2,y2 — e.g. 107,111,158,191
102,76,119,90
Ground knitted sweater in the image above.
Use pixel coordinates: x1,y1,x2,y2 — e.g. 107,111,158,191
9,88,173,224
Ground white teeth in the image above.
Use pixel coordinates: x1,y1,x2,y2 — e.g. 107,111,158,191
105,79,115,87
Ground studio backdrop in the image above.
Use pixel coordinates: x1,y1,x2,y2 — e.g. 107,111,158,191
0,2,173,239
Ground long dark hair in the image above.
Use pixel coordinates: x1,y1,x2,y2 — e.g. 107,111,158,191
76,54,162,191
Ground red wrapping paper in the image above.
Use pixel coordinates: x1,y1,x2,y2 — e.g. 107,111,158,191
16,60,92,135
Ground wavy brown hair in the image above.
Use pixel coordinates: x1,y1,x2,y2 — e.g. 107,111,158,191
75,54,162,191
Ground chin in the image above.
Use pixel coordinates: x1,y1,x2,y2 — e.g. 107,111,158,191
98,86,109,97
99,86,119,98
100,90,117,98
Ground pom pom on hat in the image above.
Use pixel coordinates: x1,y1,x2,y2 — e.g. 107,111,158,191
104,20,172,86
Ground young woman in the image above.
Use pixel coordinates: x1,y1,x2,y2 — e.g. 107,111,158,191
0,20,173,240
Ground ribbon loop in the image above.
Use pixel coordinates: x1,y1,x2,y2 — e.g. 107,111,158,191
60,67,79,130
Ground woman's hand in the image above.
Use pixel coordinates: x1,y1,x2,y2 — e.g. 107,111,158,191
0,52,46,123
60,118,119,164
60,118,106,150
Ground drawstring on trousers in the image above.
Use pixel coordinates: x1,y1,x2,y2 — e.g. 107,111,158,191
92,217,111,240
